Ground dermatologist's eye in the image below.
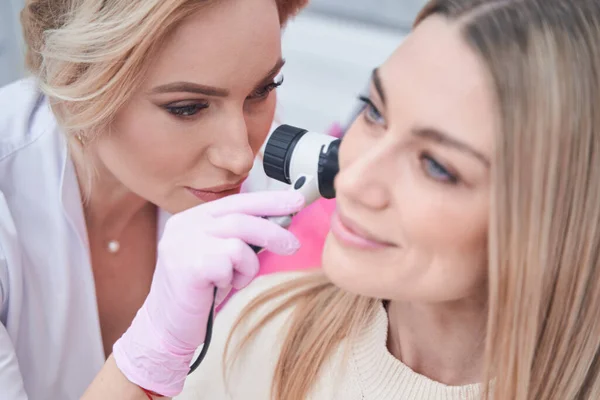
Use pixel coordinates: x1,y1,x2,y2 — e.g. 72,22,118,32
163,101,210,118
420,152,459,184
358,96,386,126
248,76,284,101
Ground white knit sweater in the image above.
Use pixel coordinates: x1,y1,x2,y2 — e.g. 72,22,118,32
176,272,481,400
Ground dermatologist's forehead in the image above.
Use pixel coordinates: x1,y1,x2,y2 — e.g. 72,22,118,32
143,0,282,93
378,15,496,159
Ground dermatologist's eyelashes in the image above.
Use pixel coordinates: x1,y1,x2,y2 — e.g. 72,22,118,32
163,101,210,118
161,74,284,119
248,75,284,100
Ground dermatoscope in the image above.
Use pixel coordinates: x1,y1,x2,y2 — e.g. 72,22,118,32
189,124,340,373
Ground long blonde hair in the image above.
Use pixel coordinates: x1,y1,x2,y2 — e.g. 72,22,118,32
20,0,306,139
225,1,600,399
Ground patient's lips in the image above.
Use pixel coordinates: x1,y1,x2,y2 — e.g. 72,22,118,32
331,210,395,250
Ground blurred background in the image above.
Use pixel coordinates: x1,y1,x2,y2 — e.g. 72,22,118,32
0,0,426,131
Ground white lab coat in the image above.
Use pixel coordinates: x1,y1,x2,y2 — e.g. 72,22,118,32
0,78,173,399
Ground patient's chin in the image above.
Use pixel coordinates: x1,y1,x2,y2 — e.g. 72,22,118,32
321,233,386,299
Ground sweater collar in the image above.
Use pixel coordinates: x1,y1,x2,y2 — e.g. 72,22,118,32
351,302,482,400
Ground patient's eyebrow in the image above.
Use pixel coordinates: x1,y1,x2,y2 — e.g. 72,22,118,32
372,68,387,105
413,127,491,167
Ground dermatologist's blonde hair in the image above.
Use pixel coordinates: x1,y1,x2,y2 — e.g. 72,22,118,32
225,1,600,399
20,0,306,140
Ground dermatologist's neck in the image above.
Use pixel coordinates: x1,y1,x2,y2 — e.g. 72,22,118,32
73,146,153,236
386,290,487,386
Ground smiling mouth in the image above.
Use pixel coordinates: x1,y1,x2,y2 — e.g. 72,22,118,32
331,209,397,250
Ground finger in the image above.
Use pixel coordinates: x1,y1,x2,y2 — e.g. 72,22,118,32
231,270,254,291
193,252,234,290
206,214,301,256
215,286,232,306
226,238,260,278
191,191,306,218
224,239,260,289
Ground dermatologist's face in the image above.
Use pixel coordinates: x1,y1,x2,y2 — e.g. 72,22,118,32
323,16,496,303
93,0,284,213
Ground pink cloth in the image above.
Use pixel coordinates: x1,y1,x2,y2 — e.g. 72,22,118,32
257,197,335,274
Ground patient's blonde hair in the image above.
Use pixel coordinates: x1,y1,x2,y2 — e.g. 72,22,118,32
225,1,600,399
21,0,306,140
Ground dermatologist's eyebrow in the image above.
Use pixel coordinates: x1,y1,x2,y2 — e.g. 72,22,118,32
150,58,286,97
150,81,230,97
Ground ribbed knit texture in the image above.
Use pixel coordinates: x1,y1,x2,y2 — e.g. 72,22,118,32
350,304,481,400
178,273,482,400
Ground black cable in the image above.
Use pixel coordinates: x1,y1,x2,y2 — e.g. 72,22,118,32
188,286,217,374
188,244,262,374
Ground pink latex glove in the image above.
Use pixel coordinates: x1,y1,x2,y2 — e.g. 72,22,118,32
112,191,305,396
216,197,334,312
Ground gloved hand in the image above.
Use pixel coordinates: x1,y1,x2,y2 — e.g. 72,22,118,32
112,190,305,396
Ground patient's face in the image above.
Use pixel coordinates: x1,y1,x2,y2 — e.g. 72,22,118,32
322,16,495,303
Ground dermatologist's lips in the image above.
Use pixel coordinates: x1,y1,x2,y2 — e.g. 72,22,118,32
331,210,396,250
185,180,245,202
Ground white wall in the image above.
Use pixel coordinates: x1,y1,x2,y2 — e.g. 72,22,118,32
308,0,426,31
0,0,25,87
276,13,404,132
